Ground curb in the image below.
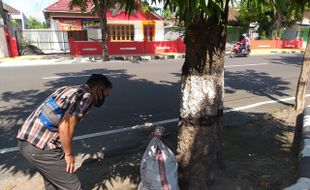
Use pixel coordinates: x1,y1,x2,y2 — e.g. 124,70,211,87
283,106,310,190
0,49,305,67
251,49,305,55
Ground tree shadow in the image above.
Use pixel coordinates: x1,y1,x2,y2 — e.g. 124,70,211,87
266,55,304,67
176,109,297,190
0,67,181,187
225,69,292,106
0,59,299,189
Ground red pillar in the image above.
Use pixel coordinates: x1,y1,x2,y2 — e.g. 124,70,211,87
10,37,19,57
69,37,77,56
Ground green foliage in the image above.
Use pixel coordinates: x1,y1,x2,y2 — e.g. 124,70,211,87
9,19,19,27
161,8,173,19
140,1,160,13
28,17,47,29
237,0,307,39
147,0,229,27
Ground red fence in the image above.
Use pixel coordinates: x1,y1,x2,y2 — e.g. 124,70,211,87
69,37,304,56
250,38,304,49
69,37,186,56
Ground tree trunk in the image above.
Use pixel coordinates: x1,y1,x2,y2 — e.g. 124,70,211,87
177,2,229,190
99,6,110,61
272,10,282,38
295,33,310,114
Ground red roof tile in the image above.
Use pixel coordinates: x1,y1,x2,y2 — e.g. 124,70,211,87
44,0,163,21
3,2,20,14
44,0,93,13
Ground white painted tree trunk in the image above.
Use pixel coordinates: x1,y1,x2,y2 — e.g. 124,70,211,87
179,74,223,120
177,72,224,189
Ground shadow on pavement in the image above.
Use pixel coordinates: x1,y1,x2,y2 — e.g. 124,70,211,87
225,69,292,106
0,62,297,189
267,55,303,67
0,67,181,181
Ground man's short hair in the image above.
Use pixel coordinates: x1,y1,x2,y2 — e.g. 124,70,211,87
86,74,112,107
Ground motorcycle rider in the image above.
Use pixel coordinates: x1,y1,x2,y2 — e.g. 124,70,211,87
240,33,251,53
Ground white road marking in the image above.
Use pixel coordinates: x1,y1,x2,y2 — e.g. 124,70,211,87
225,63,267,68
42,73,123,80
224,94,310,113
1,94,309,154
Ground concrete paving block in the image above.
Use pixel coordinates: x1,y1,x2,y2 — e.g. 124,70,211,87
299,157,310,178
301,140,310,157
304,107,310,116
283,177,310,190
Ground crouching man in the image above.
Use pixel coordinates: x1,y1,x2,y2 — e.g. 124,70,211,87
17,74,112,190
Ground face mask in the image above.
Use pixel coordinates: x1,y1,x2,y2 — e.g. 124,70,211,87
94,95,105,107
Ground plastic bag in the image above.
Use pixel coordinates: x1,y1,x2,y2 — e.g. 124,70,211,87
138,127,180,190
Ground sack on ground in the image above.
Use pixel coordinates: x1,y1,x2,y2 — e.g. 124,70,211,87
138,130,179,190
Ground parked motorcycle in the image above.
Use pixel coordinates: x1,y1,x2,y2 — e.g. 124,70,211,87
229,42,251,58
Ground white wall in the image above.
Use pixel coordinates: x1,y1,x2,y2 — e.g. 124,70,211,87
155,21,164,41
23,29,69,51
87,29,101,41
133,21,143,41
50,19,59,30
0,27,9,58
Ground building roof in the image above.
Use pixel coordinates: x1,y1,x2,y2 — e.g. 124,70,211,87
3,2,20,14
44,0,163,20
44,0,92,13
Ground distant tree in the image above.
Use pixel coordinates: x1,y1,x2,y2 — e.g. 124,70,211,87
140,1,160,13
28,16,47,29
238,0,300,39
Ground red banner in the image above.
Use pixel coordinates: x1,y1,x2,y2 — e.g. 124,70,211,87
58,20,82,31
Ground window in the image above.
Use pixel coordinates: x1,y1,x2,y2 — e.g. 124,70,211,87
109,24,135,41
143,24,155,41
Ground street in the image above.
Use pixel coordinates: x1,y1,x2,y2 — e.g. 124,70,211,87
0,54,308,189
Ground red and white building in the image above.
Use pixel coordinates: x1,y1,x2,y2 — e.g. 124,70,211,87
43,0,185,56
44,0,165,43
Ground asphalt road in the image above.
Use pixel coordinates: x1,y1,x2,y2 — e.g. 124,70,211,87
0,54,307,150
1,54,309,189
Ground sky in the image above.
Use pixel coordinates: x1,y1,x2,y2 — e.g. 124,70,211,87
3,0,164,23
3,0,57,22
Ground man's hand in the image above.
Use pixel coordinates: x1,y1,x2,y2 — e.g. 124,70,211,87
65,154,75,173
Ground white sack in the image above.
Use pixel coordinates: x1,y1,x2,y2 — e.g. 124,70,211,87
138,137,180,190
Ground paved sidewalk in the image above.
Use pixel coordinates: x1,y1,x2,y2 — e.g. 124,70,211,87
0,48,305,67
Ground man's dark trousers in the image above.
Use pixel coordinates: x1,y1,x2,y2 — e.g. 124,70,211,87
18,140,82,190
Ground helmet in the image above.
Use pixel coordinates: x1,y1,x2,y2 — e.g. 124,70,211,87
242,33,247,37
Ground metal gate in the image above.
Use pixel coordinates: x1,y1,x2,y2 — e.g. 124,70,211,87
15,29,70,54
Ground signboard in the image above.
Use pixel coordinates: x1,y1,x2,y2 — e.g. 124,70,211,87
82,19,101,30
58,20,82,31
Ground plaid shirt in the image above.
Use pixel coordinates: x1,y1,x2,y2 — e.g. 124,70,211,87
17,84,93,149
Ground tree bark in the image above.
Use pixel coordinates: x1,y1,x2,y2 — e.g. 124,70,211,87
295,33,310,114
99,6,110,61
272,10,282,38
177,2,229,189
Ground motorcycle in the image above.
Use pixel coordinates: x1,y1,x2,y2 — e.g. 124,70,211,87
229,42,251,58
